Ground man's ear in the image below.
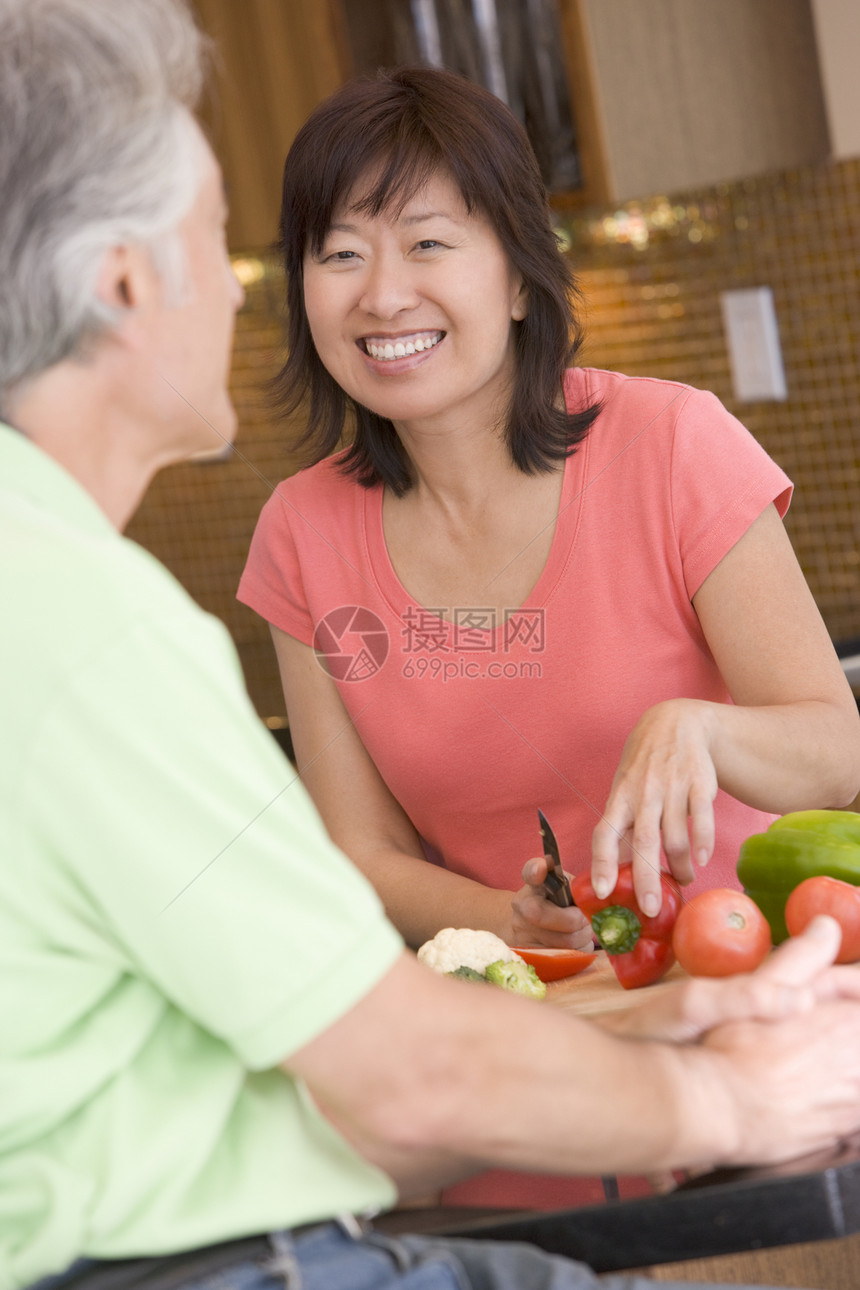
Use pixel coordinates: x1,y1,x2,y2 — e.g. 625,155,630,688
94,244,161,314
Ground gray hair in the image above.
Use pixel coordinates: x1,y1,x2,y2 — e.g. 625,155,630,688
0,0,208,408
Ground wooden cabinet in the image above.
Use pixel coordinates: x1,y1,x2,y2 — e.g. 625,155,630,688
192,0,348,250
562,0,831,204
193,0,834,249
811,0,860,160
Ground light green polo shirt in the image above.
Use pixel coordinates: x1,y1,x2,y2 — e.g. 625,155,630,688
0,424,402,1287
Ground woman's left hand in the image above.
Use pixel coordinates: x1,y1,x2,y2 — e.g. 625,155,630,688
591,697,718,917
510,857,595,949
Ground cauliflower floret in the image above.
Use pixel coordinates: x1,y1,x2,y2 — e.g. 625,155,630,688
417,927,523,976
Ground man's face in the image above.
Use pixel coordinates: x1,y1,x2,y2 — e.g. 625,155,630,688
152,128,244,462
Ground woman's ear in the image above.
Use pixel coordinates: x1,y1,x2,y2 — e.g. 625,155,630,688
511,280,529,322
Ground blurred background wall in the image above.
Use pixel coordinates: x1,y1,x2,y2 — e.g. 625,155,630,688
124,0,860,722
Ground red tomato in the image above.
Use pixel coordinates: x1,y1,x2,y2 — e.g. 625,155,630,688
785,876,860,963
512,947,598,983
672,888,771,977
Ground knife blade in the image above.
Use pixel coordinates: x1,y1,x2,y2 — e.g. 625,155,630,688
537,809,575,908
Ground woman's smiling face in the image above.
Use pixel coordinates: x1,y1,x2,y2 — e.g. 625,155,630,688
302,169,528,436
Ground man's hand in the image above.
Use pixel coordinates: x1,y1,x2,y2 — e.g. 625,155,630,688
599,915,860,1043
701,987,860,1167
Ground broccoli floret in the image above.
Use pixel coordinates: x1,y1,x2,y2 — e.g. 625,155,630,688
485,959,546,1000
446,965,489,983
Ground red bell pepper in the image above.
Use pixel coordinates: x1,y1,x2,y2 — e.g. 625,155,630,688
570,864,682,990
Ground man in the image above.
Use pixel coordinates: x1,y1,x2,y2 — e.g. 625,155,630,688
3,2,860,1288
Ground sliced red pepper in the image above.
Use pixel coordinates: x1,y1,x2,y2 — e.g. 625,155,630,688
570,864,682,989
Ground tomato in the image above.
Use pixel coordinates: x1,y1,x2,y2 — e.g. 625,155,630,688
671,888,771,977
785,876,860,963
512,947,598,982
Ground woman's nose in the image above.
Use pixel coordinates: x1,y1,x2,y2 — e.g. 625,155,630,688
358,257,420,320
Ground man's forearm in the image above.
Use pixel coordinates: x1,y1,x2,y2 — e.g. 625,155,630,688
288,952,730,1191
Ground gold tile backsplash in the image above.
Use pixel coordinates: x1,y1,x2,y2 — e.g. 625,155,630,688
558,158,860,657
126,155,860,721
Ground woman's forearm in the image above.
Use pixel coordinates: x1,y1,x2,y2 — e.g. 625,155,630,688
335,836,517,949
691,503,860,813
706,696,860,812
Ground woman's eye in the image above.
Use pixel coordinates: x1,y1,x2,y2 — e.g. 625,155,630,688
320,249,357,263
416,239,441,251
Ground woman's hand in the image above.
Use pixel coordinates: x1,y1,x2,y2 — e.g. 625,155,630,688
509,856,594,949
591,697,718,916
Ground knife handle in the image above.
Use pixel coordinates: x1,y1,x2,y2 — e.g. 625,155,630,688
543,869,575,908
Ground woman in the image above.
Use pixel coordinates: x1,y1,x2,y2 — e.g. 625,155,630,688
239,65,860,955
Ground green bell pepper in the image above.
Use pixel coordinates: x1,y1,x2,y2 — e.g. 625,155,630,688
737,810,860,942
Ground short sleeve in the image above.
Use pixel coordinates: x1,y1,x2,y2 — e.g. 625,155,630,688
238,483,316,646
26,604,403,1071
670,388,793,599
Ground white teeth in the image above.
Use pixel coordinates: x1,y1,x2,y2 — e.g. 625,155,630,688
366,333,442,361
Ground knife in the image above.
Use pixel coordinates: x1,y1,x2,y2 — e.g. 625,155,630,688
537,809,575,908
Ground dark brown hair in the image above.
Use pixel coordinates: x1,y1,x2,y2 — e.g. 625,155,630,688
274,65,599,495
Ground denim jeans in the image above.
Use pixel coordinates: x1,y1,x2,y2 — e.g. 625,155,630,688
27,1219,806,1290
173,1220,805,1290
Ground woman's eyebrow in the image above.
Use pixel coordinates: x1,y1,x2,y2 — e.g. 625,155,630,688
401,210,460,225
325,210,463,234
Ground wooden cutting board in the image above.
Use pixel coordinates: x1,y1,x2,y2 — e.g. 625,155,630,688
546,951,686,1016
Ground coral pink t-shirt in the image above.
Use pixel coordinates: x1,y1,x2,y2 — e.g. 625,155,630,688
239,368,792,895
240,367,793,1212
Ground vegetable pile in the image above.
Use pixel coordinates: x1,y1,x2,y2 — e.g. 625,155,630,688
417,811,860,996
417,927,547,999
